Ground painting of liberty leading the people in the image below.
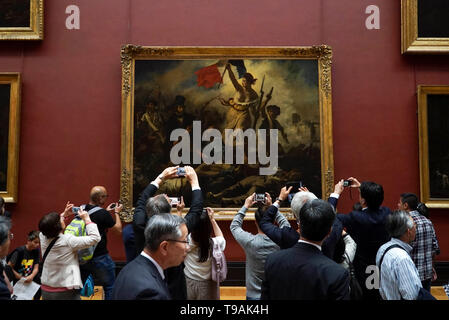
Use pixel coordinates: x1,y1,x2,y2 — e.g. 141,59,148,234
133,58,322,207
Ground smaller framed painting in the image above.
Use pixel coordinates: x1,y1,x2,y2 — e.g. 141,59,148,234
418,85,449,207
0,0,44,41
0,73,21,202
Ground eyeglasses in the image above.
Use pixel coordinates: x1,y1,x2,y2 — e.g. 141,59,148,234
166,239,189,245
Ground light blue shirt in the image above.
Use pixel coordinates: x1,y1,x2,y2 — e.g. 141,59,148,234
376,238,422,300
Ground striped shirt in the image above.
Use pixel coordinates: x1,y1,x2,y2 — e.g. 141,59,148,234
409,211,440,281
376,238,422,300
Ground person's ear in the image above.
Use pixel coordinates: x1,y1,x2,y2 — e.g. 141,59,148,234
159,241,169,256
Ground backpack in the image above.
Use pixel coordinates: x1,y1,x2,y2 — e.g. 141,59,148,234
64,205,101,265
211,238,227,283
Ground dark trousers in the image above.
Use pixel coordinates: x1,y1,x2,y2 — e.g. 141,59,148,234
421,279,431,292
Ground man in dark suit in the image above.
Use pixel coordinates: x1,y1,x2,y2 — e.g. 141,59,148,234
132,165,203,300
259,185,343,261
112,214,189,300
333,177,392,300
261,199,350,300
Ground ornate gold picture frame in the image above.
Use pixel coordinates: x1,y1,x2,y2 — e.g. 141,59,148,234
120,46,334,222
418,85,449,208
0,73,21,202
402,0,449,54
0,0,44,41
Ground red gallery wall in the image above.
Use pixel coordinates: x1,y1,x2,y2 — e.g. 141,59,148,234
1,0,448,262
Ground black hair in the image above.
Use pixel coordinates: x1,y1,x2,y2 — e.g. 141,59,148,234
191,210,212,263
360,181,384,210
27,230,40,241
400,193,419,210
299,199,335,242
38,212,62,238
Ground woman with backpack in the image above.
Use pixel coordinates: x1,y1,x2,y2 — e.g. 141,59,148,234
183,207,226,300
38,203,100,300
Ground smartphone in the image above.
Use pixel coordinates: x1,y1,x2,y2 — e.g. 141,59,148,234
254,193,266,204
177,167,186,176
110,203,116,209
169,197,180,207
286,181,303,190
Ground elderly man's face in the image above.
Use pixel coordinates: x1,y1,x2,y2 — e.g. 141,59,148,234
166,223,189,268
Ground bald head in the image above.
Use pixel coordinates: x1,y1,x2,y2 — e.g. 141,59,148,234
90,186,108,205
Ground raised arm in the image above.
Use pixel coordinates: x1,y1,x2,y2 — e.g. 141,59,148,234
183,166,203,233
230,193,257,247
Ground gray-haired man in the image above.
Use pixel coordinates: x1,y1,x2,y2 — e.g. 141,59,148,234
112,214,189,300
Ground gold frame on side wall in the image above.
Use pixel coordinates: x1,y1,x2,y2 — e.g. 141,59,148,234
402,0,449,54
119,46,334,222
0,73,21,202
0,0,44,41
418,85,449,208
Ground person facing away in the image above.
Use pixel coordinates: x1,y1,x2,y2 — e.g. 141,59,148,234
0,197,11,219
261,199,350,300
38,207,100,300
397,193,440,292
81,186,123,300
112,214,189,300
230,192,290,300
375,210,423,300
259,185,344,261
132,165,203,300
7,230,40,285
183,207,225,300
333,177,391,300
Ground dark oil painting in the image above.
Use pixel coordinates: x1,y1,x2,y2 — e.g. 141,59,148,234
0,84,10,191
427,94,449,198
132,59,322,207
0,0,31,28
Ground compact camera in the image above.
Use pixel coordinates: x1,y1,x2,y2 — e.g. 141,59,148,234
177,167,186,176
254,193,266,204
343,180,352,187
72,207,80,214
169,197,181,207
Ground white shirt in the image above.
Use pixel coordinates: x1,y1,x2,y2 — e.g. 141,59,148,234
298,239,322,251
184,236,226,281
141,251,165,280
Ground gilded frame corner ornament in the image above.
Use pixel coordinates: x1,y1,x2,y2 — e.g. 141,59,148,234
0,73,21,202
0,0,44,41
120,46,334,221
401,0,449,54
418,85,449,208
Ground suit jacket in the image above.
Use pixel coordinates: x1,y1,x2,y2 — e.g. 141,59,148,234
261,242,350,300
132,181,203,300
259,199,343,260
112,254,170,300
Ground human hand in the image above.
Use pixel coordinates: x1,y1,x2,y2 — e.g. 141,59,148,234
159,166,179,181
78,208,91,223
24,276,32,283
298,187,309,193
206,207,214,220
265,192,273,206
278,186,293,202
176,196,185,215
244,193,257,209
334,180,344,195
184,166,199,188
61,201,74,218
348,177,361,188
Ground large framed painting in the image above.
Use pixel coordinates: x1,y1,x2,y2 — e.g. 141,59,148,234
402,0,449,54
418,85,449,208
120,46,334,221
0,0,44,40
0,73,21,202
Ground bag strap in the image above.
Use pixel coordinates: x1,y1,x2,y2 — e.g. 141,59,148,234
378,244,404,275
41,236,59,267
80,205,102,215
